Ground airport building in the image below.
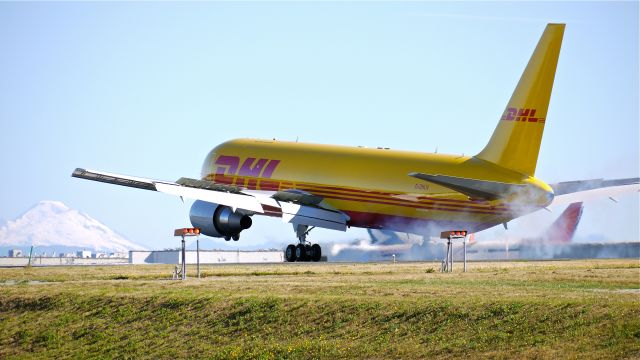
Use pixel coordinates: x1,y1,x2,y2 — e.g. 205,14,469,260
8,249,22,257
76,250,92,259
129,249,284,264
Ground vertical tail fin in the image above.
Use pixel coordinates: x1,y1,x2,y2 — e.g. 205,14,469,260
476,23,565,176
541,202,584,243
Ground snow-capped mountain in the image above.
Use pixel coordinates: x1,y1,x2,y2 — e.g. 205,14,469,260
0,201,146,252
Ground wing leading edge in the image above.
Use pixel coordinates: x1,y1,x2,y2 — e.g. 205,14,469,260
72,168,265,213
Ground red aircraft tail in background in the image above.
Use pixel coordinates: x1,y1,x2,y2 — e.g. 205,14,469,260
541,202,584,243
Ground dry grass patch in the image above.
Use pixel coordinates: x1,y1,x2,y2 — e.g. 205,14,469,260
0,259,638,359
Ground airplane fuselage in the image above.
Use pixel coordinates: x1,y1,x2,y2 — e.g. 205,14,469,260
201,138,554,236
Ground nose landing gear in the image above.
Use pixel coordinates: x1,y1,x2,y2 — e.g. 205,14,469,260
284,225,322,262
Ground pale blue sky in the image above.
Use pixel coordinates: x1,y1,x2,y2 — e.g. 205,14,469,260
0,2,638,250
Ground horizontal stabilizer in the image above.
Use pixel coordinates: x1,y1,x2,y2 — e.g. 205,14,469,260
550,178,639,205
409,173,527,201
550,178,639,195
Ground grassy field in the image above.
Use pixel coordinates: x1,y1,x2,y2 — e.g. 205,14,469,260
0,259,638,359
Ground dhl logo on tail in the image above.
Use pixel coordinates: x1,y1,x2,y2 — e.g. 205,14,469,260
501,108,545,123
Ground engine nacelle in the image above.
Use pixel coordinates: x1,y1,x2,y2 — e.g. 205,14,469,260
189,200,252,240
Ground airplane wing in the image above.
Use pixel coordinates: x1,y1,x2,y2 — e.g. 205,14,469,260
72,168,265,213
71,168,348,231
549,178,639,205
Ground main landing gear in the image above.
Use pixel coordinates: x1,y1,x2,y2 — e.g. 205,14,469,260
284,225,322,262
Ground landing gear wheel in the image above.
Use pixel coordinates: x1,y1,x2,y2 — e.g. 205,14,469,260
305,244,312,262
295,244,307,262
285,244,297,262
311,244,322,262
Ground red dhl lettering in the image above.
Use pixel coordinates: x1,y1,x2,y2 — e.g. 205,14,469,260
214,155,281,183
501,107,545,123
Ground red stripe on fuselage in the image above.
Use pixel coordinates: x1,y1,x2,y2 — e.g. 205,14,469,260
295,187,508,214
298,183,495,206
316,193,507,215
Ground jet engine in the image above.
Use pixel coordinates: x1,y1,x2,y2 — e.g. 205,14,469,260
189,200,252,240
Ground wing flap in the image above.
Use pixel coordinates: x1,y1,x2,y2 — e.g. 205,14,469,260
279,202,347,231
175,177,242,193
272,189,324,206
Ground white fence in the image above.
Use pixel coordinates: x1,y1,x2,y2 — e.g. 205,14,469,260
129,250,284,264
0,257,129,267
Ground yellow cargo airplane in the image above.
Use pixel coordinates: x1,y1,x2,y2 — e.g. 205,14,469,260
72,24,638,262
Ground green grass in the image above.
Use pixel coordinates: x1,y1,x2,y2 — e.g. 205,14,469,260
0,259,639,359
